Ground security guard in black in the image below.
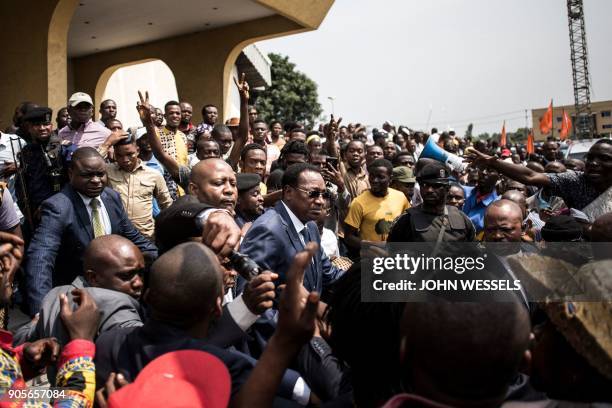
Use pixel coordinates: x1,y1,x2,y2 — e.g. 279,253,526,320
388,161,475,243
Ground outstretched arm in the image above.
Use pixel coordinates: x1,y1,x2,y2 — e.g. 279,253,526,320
137,91,181,181
467,149,551,187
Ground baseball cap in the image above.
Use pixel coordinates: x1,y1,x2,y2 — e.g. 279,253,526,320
68,92,93,107
501,149,512,158
392,166,416,183
108,350,231,408
415,162,450,184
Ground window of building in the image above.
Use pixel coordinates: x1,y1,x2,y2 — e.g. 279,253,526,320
603,124,612,129
601,110,611,118
556,117,562,122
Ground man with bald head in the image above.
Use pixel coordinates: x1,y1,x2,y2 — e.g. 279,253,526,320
155,158,238,252
15,235,145,348
389,300,530,407
483,199,525,244
94,241,253,400
188,158,237,212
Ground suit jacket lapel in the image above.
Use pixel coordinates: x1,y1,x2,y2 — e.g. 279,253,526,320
66,185,94,240
275,201,305,252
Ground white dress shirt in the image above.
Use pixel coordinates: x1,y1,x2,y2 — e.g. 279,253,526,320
78,192,112,235
282,201,307,244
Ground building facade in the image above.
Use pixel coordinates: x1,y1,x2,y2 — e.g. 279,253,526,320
532,100,612,140
0,0,333,129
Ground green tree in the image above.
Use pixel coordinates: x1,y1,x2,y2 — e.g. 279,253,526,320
251,53,323,128
510,127,530,143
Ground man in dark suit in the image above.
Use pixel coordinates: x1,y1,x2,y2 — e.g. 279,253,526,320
16,234,145,346
24,147,157,314
240,163,343,293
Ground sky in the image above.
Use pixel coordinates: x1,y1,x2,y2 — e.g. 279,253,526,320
256,0,612,136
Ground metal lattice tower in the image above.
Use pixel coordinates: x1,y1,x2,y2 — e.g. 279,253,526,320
567,0,593,139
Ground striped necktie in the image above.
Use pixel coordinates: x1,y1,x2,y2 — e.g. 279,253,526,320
90,198,106,238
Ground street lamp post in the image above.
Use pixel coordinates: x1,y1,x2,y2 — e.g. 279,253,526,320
327,96,335,116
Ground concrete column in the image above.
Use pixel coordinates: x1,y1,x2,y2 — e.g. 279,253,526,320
0,0,77,128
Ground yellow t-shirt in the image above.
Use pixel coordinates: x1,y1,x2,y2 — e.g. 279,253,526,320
344,188,410,241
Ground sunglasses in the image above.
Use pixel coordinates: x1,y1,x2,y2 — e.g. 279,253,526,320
294,187,331,199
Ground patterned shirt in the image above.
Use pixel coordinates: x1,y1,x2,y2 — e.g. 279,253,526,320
156,126,188,167
0,330,95,407
194,122,214,139
545,171,602,210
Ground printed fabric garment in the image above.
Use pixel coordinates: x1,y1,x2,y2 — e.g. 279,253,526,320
344,188,410,241
156,126,188,167
0,330,95,407
546,171,605,212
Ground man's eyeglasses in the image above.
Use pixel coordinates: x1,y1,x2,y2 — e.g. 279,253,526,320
294,187,331,199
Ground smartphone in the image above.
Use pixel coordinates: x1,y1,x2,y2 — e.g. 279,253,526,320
327,157,339,170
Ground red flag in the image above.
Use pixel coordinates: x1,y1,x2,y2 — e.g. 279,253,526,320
500,121,507,146
560,109,572,140
539,100,553,135
526,132,535,154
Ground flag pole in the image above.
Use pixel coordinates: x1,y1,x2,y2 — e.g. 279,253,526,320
551,99,554,140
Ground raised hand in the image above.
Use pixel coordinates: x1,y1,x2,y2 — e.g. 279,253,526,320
136,90,154,126
324,114,343,142
234,73,250,100
203,210,242,257
322,162,345,193
464,147,495,169
102,130,129,147
276,242,320,350
0,231,24,273
59,288,101,342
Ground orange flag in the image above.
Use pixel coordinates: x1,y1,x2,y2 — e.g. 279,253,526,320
526,132,535,154
539,100,553,135
500,121,507,146
560,109,572,140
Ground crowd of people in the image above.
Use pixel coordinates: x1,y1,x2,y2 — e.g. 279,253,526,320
0,71,610,407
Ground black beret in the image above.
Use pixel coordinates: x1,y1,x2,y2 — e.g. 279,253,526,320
22,107,52,124
416,161,449,183
236,173,261,193
541,215,583,242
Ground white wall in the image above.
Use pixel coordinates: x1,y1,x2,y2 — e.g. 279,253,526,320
226,65,241,120
101,60,179,130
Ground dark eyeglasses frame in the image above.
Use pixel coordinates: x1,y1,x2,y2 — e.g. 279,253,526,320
293,186,331,199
